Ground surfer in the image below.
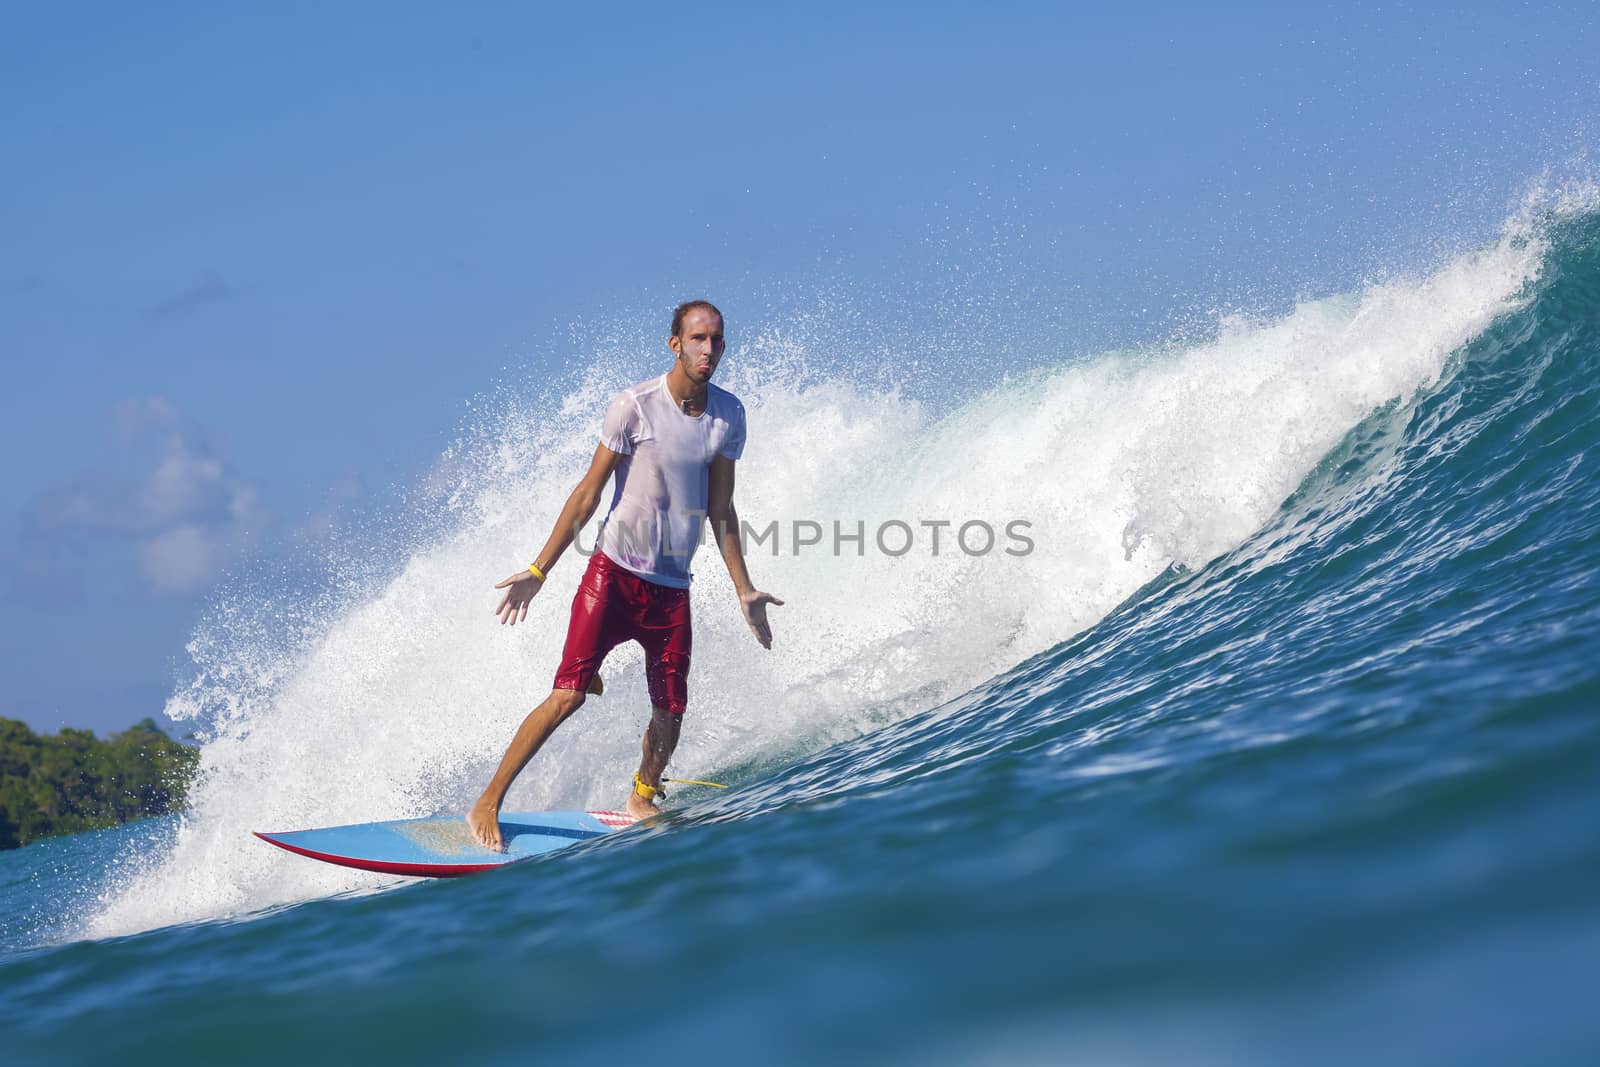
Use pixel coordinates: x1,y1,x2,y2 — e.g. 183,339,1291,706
467,301,783,850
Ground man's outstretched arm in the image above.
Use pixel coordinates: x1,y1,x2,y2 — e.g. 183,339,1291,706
708,453,783,648
493,443,624,625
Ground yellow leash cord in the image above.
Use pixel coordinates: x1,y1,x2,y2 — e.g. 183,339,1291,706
634,772,729,799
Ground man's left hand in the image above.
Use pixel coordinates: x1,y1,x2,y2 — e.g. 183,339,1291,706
739,589,784,649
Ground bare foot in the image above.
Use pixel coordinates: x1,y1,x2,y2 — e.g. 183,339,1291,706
466,798,504,851
624,792,661,821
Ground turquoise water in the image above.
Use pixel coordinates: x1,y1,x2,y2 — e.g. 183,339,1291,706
4,203,1599,1064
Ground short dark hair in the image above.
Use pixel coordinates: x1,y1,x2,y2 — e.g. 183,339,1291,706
671,300,723,338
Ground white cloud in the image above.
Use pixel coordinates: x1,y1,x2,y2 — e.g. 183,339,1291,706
15,396,272,600
137,525,221,594
112,396,180,442
139,444,231,528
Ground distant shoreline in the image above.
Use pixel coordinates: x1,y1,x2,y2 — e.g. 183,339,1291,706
0,718,198,850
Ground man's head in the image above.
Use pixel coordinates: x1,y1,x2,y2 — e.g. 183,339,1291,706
669,300,725,385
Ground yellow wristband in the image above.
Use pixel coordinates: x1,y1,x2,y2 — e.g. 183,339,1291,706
528,563,547,582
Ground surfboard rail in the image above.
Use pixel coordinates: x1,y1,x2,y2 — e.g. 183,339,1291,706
254,810,638,878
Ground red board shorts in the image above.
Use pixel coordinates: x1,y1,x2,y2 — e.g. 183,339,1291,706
553,550,692,715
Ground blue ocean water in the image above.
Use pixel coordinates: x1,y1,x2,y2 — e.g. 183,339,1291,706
3,198,1599,1065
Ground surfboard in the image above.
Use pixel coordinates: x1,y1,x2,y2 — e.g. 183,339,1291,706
254,809,638,878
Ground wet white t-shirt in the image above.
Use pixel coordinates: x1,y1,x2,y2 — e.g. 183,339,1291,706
594,375,747,588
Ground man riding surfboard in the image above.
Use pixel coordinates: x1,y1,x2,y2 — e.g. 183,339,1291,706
467,301,782,850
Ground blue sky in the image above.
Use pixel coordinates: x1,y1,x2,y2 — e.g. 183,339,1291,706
3,1,1597,734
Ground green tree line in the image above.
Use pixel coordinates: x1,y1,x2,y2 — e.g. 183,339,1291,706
0,717,199,849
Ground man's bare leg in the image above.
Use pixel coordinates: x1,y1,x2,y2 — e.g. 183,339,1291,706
467,687,587,850
625,705,682,820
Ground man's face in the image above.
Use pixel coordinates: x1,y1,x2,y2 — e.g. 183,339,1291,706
670,308,726,384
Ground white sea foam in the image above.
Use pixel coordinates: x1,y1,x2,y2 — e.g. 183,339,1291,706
87,193,1575,938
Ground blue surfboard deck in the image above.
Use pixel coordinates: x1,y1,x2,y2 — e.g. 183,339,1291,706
255,809,638,878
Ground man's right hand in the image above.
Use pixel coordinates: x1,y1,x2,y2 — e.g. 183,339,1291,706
493,570,544,625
